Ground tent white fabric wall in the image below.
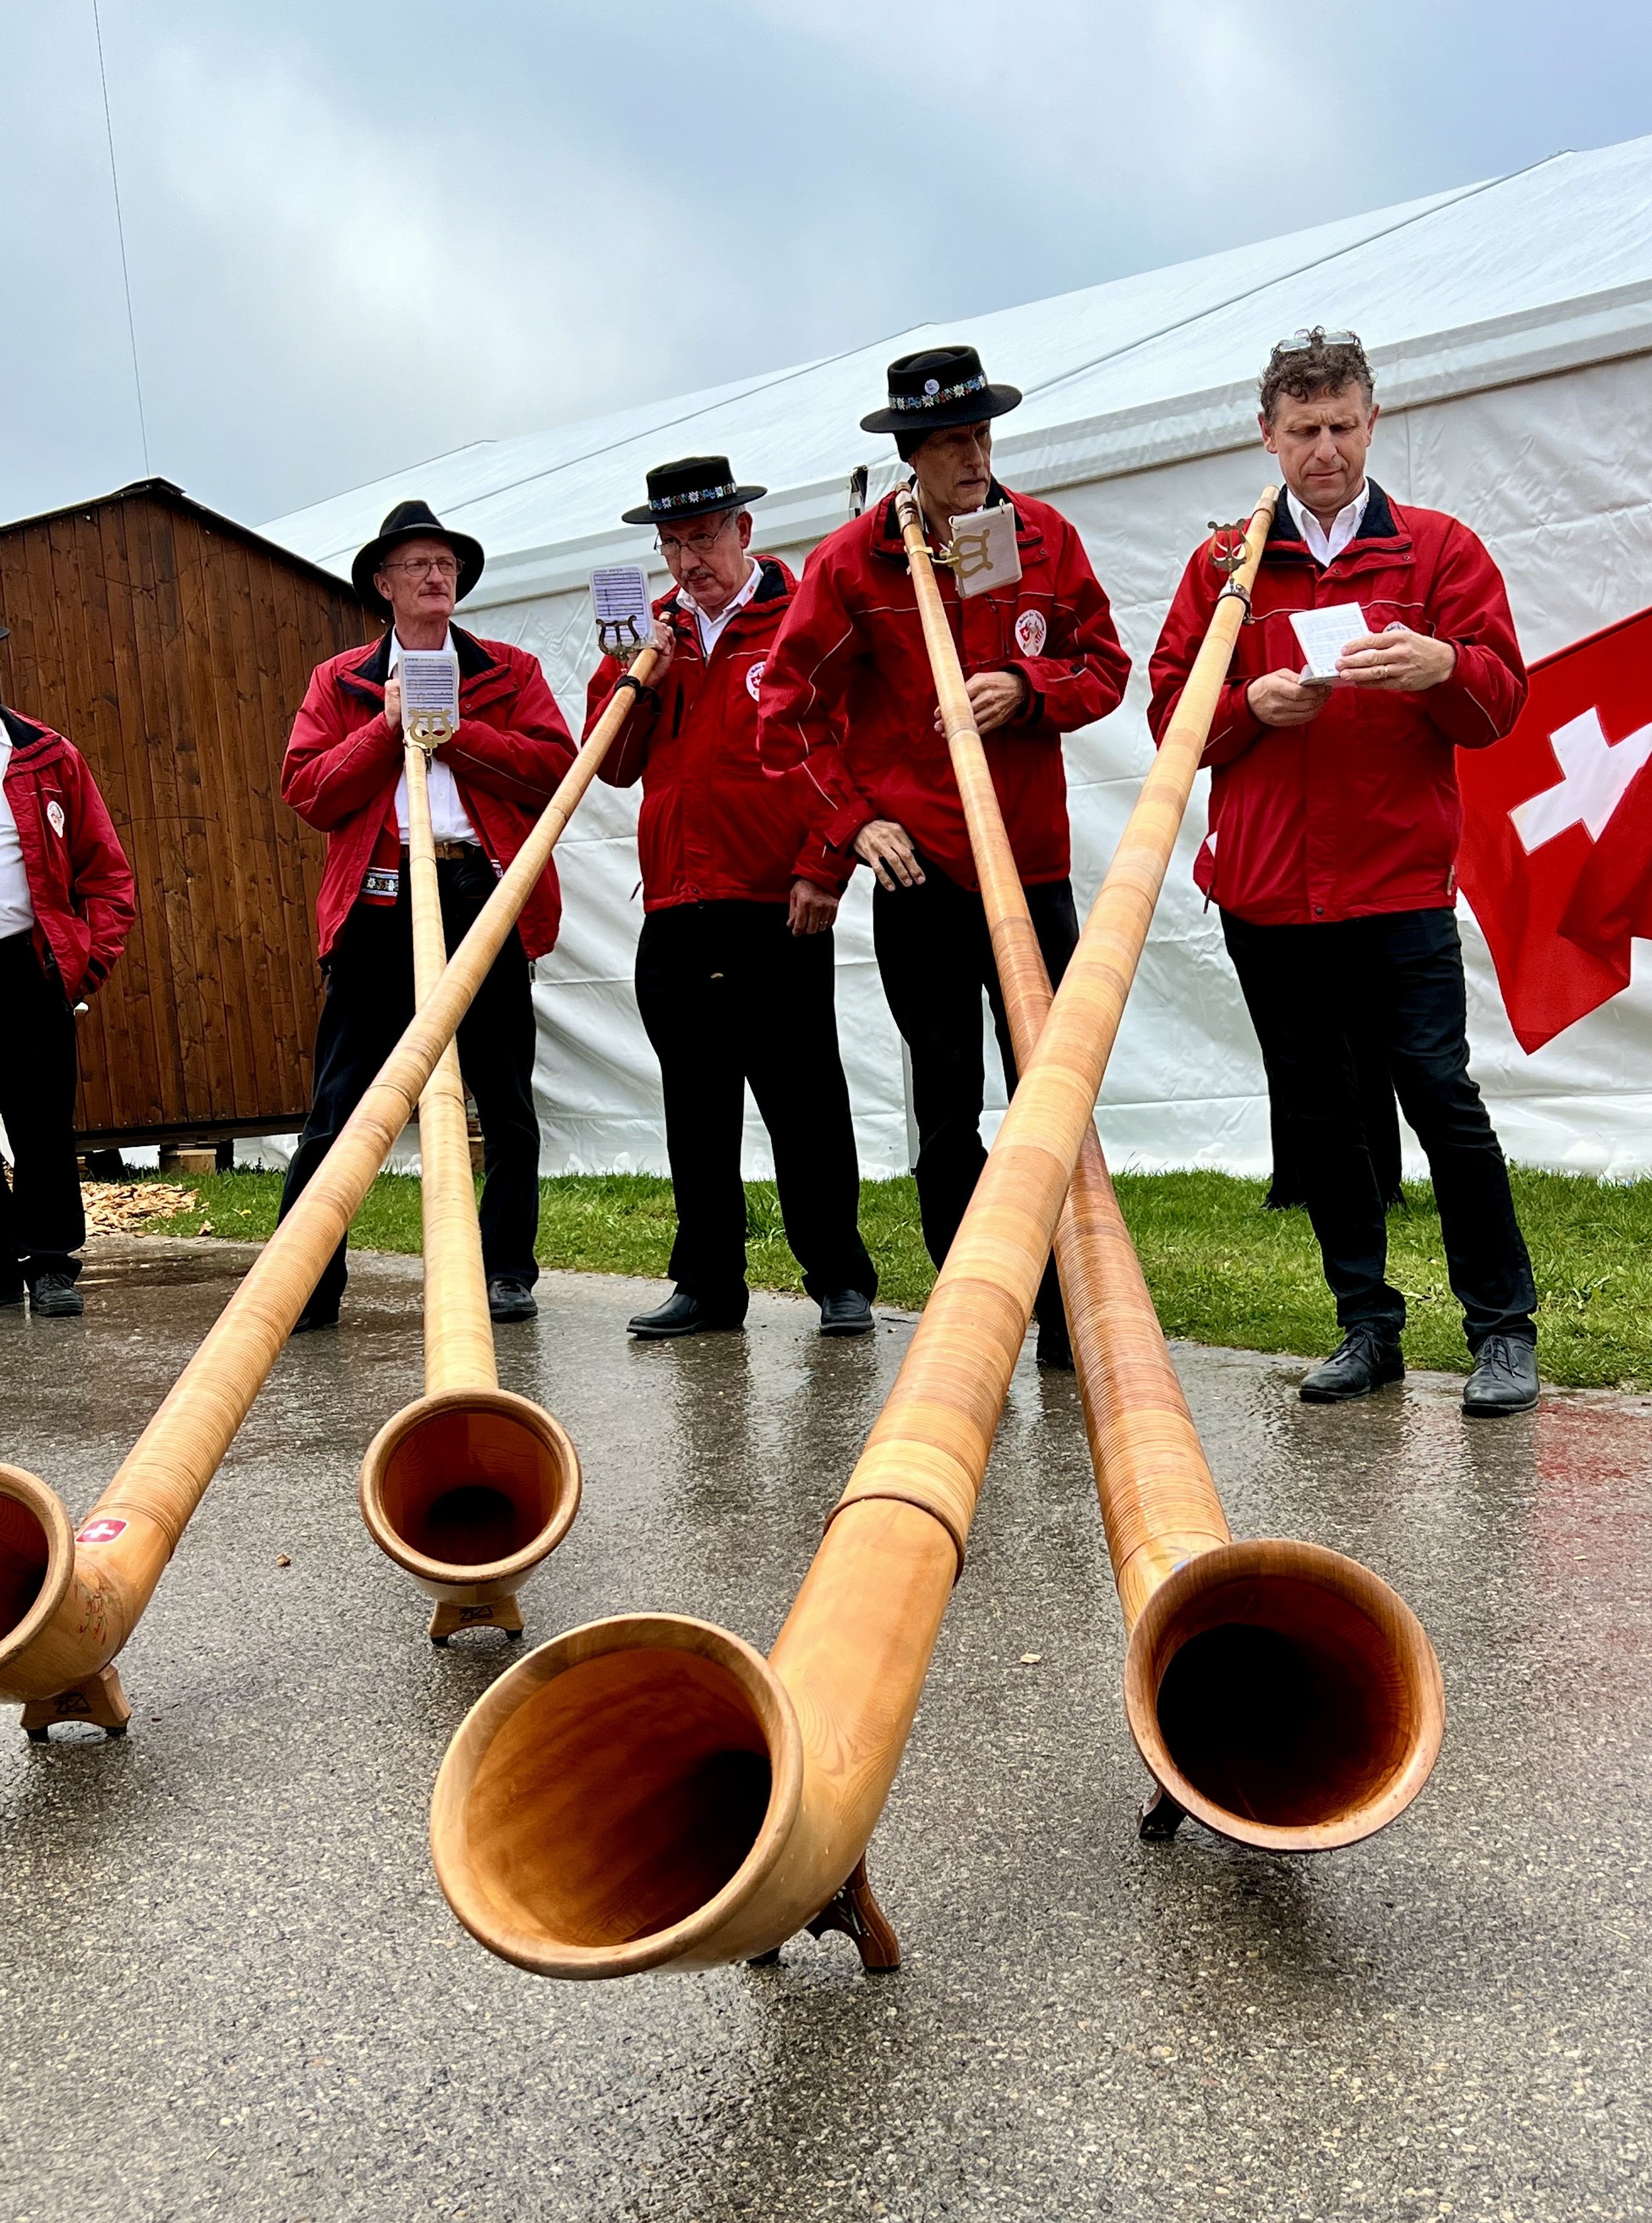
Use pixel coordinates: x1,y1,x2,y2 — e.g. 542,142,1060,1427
264,135,1652,1183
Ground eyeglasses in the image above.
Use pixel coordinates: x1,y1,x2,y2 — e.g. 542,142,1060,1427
382,555,461,581
1273,328,1361,354
656,517,735,559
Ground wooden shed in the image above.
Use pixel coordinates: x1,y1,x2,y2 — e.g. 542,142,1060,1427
0,478,377,1150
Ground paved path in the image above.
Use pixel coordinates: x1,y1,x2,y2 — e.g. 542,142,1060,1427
2,1239,1649,2222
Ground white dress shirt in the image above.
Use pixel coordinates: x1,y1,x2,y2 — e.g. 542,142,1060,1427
1286,482,1370,566
677,554,763,658
0,736,36,936
389,629,477,845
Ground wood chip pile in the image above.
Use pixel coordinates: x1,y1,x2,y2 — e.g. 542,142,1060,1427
81,1182,198,1235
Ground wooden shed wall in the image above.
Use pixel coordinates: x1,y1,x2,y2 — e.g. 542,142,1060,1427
0,495,375,1145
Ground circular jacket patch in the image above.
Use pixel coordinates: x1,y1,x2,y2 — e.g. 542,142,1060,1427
46,799,67,837
1014,609,1047,657
745,658,766,700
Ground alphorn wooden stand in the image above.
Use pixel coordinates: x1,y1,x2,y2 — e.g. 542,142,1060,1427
428,516,1349,1982
0,654,657,1735
356,726,580,1645
899,485,1443,1853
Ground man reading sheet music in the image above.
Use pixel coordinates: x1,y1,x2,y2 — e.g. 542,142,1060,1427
759,347,1130,1369
276,499,575,1333
1148,328,1539,1416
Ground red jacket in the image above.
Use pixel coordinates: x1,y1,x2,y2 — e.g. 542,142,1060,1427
1147,484,1527,925
758,482,1131,890
585,557,848,909
282,626,576,961
1,706,135,1001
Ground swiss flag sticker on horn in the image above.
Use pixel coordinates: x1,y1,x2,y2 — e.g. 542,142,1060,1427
1456,604,1652,1053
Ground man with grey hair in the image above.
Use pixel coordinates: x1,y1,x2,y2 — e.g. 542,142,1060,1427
1148,328,1538,1416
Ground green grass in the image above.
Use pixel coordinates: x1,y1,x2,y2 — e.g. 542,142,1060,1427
128,1164,1652,1391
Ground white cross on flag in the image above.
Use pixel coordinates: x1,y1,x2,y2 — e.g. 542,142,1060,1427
1456,605,1652,1051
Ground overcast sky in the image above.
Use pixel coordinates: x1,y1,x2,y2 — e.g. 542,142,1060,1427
5,0,1651,531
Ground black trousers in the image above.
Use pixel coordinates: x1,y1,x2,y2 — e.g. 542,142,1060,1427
872,862,1078,1330
278,852,541,1312
634,901,876,1312
0,930,84,1287
1222,906,1537,1351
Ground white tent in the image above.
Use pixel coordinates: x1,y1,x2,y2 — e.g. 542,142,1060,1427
264,133,1652,1184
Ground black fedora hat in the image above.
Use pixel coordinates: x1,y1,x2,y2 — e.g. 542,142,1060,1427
860,345,1022,437
620,455,767,527
352,500,485,618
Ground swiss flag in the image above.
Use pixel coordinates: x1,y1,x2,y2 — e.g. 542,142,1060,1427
1456,605,1652,1052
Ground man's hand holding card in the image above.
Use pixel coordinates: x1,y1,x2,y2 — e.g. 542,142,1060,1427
1334,626,1457,693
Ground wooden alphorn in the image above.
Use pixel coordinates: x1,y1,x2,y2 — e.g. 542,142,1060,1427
895,485,1443,1851
356,728,579,1645
0,654,657,1737
426,497,1413,1984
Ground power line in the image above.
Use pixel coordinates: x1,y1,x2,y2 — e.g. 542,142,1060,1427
92,0,149,475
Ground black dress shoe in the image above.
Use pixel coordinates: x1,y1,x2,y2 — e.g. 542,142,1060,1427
1298,1328,1404,1403
28,1273,83,1319
1035,1314,1074,1371
487,1275,539,1323
819,1289,874,1337
627,1289,745,1340
291,1295,341,1334
1463,1333,1539,1417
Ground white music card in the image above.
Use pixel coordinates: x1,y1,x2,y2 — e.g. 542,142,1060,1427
948,504,1022,601
591,564,654,660
1289,603,1369,683
398,649,461,737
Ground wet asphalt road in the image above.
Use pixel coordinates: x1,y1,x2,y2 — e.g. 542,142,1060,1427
1,1237,1649,2223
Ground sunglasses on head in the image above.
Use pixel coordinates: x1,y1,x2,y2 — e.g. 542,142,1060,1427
1273,328,1361,354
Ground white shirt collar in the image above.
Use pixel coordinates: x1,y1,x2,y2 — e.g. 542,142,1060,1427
678,554,762,652
1286,482,1370,567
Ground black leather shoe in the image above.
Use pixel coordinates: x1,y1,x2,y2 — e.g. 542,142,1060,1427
0,1281,24,1309
819,1289,874,1337
627,1289,745,1340
1463,1333,1539,1417
28,1273,83,1319
1298,1328,1404,1403
487,1275,539,1323
291,1296,341,1334
1035,1313,1074,1370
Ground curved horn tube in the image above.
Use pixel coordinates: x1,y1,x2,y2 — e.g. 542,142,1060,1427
894,484,1444,1849
0,656,654,1729
357,732,583,1641
429,525,1300,1974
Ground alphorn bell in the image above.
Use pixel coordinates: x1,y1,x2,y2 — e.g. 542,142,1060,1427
425,496,1374,1983
357,708,578,1645
0,654,657,1738
895,484,1443,1851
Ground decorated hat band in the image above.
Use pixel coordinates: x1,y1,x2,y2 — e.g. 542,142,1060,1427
889,372,990,413
652,481,737,510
